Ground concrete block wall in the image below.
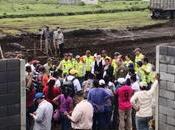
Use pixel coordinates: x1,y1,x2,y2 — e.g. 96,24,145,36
157,45,175,130
0,59,26,130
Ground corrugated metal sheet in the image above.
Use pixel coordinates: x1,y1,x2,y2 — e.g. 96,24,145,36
150,0,175,10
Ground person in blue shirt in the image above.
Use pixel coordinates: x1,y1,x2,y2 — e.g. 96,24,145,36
87,80,110,130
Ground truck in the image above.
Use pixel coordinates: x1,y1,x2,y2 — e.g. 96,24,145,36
150,0,175,19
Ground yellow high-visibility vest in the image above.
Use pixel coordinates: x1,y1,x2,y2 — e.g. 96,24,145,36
74,61,85,77
83,56,94,72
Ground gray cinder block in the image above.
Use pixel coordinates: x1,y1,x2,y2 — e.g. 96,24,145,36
159,64,168,72
168,65,175,74
160,72,174,82
159,89,174,100
167,81,175,92
7,82,20,94
168,46,175,57
159,97,167,106
6,59,20,71
159,80,167,89
160,46,168,55
0,72,7,83
0,60,6,72
7,71,20,82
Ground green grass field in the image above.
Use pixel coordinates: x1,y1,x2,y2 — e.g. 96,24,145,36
0,0,148,17
0,10,167,35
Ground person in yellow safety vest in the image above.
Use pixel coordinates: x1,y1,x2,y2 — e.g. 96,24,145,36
83,50,94,77
142,57,153,88
124,55,133,67
74,55,86,78
57,53,71,76
134,48,144,63
68,53,76,69
112,52,120,72
134,48,144,72
136,61,147,83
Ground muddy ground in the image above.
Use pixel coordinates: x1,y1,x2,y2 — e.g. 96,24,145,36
0,22,175,64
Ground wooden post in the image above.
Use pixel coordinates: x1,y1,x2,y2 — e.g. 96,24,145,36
0,45,4,59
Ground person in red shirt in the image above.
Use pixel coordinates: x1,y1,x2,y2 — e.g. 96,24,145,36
115,78,133,130
43,78,61,106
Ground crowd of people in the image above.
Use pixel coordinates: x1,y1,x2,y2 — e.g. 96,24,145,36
26,48,159,130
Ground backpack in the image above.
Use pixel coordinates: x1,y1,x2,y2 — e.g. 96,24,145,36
61,76,76,97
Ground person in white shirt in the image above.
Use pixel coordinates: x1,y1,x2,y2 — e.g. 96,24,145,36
65,91,94,130
130,74,140,92
30,92,53,130
53,27,64,57
130,75,159,130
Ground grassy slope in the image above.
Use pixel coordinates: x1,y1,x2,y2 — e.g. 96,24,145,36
0,1,148,17
0,11,166,35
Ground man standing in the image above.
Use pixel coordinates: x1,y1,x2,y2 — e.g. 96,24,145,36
43,26,52,56
115,79,133,130
53,27,64,57
30,92,53,130
130,76,159,130
65,91,94,130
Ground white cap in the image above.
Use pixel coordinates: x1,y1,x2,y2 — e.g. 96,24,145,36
117,78,126,85
99,79,106,85
76,55,80,59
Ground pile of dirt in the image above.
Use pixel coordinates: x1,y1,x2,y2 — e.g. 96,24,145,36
0,22,175,64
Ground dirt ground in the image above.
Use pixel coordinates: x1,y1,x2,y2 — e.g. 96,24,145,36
0,22,175,64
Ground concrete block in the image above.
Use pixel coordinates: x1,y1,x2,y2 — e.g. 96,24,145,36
167,117,175,126
7,104,20,116
158,121,168,130
7,71,20,82
168,46,175,57
0,115,20,127
167,125,175,130
160,64,168,72
168,64,175,74
0,83,7,95
0,106,7,117
0,60,6,72
160,72,174,82
0,94,20,106
160,46,168,55
159,97,167,106
7,82,20,94
0,72,7,83
159,89,174,100
166,108,175,118
159,105,167,115
169,56,175,65
6,59,20,71
159,113,167,123
167,81,175,92
7,125,20,130
167,100,175,109
159,55,169,64
160,80,167,89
